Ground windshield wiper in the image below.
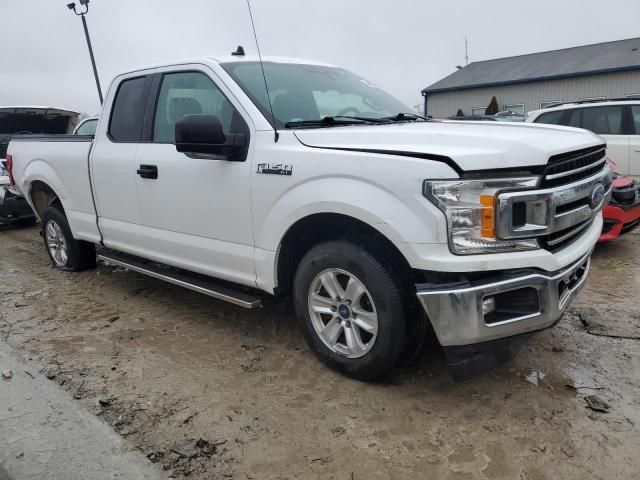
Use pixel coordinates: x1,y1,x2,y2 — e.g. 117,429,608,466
331,115,386,123
285,116,383,129
380,112,431,122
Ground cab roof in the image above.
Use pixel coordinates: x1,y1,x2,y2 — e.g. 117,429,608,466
120,55,338,77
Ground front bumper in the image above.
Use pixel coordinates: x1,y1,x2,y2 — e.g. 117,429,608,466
416,250,591,347
599,175,640,242
600,204,640,242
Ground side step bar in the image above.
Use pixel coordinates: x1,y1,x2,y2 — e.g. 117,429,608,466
97,251,262,309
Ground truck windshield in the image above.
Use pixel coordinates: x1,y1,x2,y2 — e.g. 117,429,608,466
221,62,410,128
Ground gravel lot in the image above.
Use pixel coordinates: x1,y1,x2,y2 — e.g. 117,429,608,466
1,225,639,480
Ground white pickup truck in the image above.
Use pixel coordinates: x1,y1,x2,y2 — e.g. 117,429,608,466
7,55,612,380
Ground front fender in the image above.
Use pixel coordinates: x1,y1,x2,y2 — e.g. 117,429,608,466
256,175,447,257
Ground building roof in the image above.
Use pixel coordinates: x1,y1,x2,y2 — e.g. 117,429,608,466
423,37,640,94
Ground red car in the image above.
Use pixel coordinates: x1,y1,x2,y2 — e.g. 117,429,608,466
600,170,640,242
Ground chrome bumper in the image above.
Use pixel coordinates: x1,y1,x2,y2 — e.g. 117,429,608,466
416,251,591,346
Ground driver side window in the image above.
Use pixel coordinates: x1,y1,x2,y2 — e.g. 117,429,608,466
153,71,239,143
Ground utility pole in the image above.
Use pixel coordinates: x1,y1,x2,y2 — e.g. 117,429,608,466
67,1,103,105
465,35,469,65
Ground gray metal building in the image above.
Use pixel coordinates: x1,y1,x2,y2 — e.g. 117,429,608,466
422,37,640,118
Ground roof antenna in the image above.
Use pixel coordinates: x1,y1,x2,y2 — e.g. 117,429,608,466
231,45,245,56
245,0,279,142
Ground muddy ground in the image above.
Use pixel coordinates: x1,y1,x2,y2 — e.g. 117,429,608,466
1,225,639,480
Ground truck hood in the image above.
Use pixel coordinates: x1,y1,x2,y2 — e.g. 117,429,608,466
0,107,80,141
293,121,604,172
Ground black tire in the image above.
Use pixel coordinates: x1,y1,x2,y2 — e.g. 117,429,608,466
41,206,96,271
293,239,409,381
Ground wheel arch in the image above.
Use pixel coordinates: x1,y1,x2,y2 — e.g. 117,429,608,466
29,180,65,218
21,158,70,219
275,212,415,295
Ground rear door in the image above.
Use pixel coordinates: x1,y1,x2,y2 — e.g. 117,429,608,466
566,106,630,174
133,66,256,286
90,74,152,252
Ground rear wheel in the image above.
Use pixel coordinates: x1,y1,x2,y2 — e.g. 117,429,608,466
293,240,410,381
41,207,96,271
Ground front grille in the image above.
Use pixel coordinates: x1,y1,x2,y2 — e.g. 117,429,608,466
498,145,611,253
540,219,594,253
542,145,607,188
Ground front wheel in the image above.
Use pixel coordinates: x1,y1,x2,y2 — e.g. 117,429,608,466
41,207,96,271
293,240,409,381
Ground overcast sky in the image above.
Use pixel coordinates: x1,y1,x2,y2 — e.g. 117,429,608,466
2,0,639,115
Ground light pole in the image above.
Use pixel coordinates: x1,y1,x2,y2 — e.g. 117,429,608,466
67,0,103,104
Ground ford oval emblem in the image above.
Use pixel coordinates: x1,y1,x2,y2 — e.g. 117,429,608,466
590,183,606,209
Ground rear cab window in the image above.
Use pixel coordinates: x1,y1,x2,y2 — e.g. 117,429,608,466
108,76,149,142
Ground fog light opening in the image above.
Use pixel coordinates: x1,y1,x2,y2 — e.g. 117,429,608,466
482,296,496,315
483,287,541,325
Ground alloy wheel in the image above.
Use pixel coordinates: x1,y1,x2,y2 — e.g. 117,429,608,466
45,220,68,267
307,268,379,358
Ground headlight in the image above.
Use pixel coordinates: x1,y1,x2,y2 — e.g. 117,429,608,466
424,177,540,254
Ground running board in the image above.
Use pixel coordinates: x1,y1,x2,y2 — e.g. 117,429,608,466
97,251,262,309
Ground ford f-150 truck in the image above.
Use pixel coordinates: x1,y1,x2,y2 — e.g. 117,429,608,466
6,55,613,381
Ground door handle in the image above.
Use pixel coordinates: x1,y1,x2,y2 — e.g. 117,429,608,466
137,164,158,179
634,149,640,153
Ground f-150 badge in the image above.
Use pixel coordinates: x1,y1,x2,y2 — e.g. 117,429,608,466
257,163,293,176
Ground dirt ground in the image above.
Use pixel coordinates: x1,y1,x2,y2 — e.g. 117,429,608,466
1,225,639,480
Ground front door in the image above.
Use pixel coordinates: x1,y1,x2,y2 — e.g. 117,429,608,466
134,67,256,286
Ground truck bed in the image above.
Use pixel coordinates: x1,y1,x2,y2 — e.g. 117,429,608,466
8,135,100,241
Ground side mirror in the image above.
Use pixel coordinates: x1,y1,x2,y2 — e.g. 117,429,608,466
175,114,247,161
175,114,225,149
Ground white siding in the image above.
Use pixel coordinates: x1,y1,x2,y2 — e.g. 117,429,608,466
426,70,640,118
